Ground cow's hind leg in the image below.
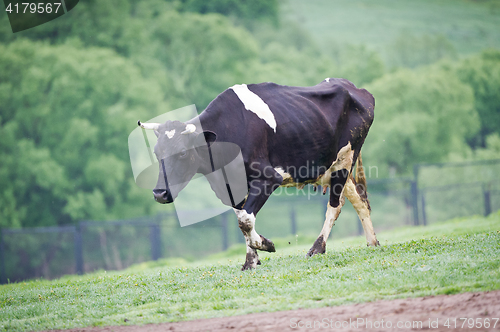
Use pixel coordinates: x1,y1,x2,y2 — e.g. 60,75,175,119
307,142,355,257
344,175,379,246
306,176,345,257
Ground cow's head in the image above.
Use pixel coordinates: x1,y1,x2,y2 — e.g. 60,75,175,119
138,120,216,204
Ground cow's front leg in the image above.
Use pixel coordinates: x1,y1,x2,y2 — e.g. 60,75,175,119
234,208,276,270
234,209,275,252
235,176,280,270
242,246,260,271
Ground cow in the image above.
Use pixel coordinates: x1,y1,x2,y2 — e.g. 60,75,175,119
138,78,379,270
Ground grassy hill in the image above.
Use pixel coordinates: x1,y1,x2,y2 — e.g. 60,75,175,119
282,0,500,57
1,212,499,331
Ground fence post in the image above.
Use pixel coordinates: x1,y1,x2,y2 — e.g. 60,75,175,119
410,181,419,226
149,223,161,261
421,193,427,226
483,183,492,216
290,205,297,235
74,224,83,275
411,164,420,226
0,230,6,284
221,212,228,251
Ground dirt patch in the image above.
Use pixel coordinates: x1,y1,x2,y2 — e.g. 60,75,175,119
57,290,500,331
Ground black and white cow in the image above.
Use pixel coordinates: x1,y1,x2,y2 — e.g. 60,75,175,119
139,78,379,270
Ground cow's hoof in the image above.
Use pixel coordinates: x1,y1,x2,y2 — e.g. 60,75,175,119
241,261,254,271
242,259,260,270
260,235,276,252
242,249,259,270
306,236,326,257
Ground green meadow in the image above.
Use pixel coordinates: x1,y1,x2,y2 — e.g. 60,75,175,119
1,212,499,331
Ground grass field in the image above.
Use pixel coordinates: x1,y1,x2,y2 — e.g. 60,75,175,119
1,212,499,331
282,0,500,57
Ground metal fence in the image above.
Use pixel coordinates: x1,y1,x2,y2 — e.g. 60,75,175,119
1,159,499,283
412,159,500,225
0,213,228,283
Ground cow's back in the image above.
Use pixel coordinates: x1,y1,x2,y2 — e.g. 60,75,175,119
198,79,374,180
246,79,374,171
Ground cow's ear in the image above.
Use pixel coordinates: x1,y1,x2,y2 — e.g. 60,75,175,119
194,131,217,160
195,131,217,146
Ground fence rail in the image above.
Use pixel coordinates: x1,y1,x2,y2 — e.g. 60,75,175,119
1,159,499,284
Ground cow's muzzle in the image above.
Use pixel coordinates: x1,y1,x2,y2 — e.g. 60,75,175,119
153,189,173,204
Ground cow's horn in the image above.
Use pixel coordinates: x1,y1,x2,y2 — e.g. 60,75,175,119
138,120,160,130
181,124,196,135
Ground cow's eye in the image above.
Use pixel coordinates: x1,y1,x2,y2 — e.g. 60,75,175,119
179,149,188,158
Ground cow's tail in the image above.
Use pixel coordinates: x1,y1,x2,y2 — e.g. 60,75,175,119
355,152,370,208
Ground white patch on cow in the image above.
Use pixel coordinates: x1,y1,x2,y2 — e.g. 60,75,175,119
344,177,378,246
331,142,354,171
317,142,354,186
231,84,277,133
275,166,298,187
165,129,176,139
324,77,330,82
233,208,262,249
274,167,291,181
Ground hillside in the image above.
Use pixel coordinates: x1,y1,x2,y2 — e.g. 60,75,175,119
282,0,500,58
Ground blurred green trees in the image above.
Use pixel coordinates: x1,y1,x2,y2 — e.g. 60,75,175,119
0,40,166,227
0,2,287,228
147,11,260,108
364,65,478,175
171,0,279,24
363,49,500,176
389,33,458,69
455,50,500,148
